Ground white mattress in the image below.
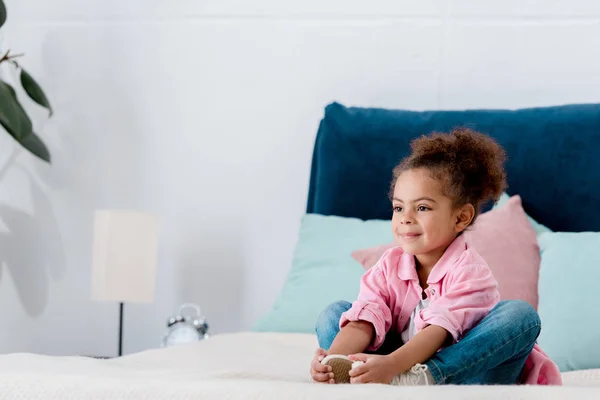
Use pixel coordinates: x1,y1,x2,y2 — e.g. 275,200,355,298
0,332,598,399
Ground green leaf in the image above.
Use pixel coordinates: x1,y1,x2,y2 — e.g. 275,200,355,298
0,80,32,140
0,80,51,163
20,68,53,116
19,132,51,163
0,1,6,30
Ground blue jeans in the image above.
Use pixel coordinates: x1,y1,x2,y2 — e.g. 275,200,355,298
315,300,540,385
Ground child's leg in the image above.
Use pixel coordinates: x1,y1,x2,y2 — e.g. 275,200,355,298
315,301,352,350
424,300,541,385
314,301,354,384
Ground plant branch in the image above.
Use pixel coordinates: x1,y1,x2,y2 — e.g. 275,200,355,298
0,50,24,64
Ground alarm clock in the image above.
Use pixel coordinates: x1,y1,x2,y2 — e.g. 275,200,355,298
162,303,210,348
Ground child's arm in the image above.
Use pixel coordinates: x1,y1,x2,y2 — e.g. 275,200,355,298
347,325,449,383
415,263,499,343
328,321,374,355
387,325,449,374
337,264,393,353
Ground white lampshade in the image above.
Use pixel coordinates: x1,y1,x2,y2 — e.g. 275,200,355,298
91,210,159,303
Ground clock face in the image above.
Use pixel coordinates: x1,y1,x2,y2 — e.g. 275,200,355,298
163,324,201,347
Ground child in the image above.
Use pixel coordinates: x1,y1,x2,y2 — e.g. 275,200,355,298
310,128,561,386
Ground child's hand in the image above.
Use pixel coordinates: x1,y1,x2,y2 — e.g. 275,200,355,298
348,353,398,384
310,348,334,383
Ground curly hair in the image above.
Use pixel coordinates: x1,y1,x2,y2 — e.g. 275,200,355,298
390,128,507,223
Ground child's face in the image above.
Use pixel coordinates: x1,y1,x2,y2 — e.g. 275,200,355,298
391,168,472,258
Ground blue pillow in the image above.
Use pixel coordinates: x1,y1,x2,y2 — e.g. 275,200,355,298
494,193,551,235
308,102,600,233
253,214,393,333
537,231,600,372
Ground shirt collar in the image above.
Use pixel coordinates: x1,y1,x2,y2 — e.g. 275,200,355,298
397,234,468,283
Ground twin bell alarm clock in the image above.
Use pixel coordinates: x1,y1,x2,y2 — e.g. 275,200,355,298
162,303,210,347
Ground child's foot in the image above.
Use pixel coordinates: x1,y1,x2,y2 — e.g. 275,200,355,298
390,364,436,386
320,355,357,384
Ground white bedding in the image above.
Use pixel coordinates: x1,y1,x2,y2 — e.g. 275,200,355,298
0,332,598,399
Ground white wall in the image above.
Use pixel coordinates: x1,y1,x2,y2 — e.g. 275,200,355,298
1,0,599,357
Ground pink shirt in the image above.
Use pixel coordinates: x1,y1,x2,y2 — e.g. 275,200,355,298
340,234,561,385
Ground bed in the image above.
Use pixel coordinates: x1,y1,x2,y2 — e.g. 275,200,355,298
0,333,598,399
3,102,600,398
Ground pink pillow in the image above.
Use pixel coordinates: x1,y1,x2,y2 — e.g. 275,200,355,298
351,195,541,309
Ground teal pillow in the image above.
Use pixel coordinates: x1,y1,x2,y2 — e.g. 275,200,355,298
254,214,393,333
494,193,551,235
537,231,600,372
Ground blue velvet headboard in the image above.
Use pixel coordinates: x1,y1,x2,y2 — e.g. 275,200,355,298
307,102,600,232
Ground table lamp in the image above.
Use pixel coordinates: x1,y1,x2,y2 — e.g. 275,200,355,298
91,210,159,356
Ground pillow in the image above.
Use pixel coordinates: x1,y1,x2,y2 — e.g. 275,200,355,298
253,214,394,333
537,231,600,372
495,192,551,235
352,195,541,309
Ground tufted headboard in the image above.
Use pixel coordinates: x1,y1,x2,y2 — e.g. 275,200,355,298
306,102,600,232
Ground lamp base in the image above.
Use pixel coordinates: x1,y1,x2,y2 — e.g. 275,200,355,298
118,302,124,357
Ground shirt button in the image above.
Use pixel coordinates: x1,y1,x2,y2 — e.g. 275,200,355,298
430,288,435,295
